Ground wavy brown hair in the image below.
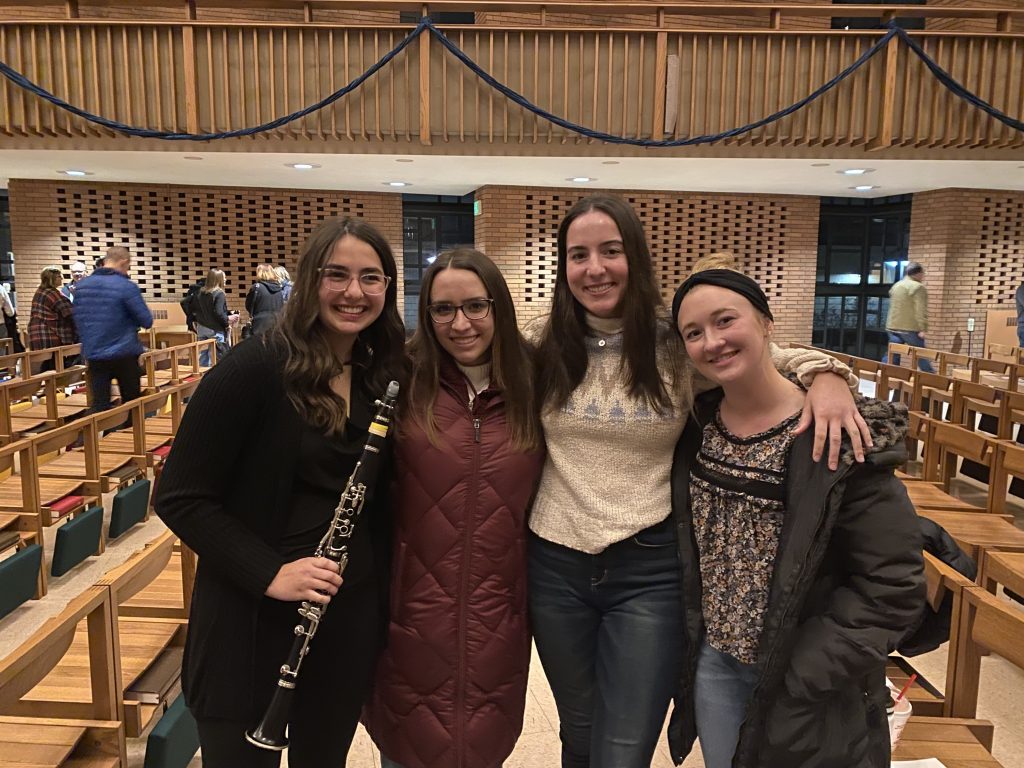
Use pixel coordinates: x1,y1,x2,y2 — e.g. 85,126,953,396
273,217,406,435
406,248,539,451
535,194,684,413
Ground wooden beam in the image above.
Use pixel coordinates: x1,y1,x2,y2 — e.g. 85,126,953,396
181,26,199,134
867,31,899,151
419,3,431,144
652,30,667,141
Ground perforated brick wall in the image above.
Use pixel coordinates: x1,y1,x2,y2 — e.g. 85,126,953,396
909,188,1024,354
474,185,819,343
8,179,403,318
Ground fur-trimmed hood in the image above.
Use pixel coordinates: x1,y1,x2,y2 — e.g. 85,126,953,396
841,396,909,467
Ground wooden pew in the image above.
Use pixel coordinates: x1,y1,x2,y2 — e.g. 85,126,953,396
0,586,126,767
988,439,1024,517
36,414,142,496
0,374,59,444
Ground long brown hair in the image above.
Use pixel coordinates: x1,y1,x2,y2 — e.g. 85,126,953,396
535,194,682,413
274,217,406,435
407,248,539,451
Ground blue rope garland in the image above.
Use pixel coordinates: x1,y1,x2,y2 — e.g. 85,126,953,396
0,18,1020,144
0,18,431,140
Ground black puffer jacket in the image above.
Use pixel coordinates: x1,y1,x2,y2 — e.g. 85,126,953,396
245,280,285,335
668,391,925,768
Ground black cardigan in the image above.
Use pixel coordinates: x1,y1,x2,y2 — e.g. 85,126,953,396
153,336,393,718
668,390,925,768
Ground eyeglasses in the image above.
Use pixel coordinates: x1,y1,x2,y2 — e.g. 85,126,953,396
427,298,494,324
318,267,391,296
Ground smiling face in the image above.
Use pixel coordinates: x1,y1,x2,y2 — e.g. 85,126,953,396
316,234,387,344
676,283,773,386
429,267,495,367
564,210,629,319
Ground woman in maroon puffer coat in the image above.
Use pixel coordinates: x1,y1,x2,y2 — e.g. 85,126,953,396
364,248,545,768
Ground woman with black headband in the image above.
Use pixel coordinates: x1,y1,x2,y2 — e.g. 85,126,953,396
667,265,925,768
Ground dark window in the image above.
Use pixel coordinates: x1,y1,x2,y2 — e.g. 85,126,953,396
831,0,925,31
401,194,474,332
814,194,912,360
0,191,13,304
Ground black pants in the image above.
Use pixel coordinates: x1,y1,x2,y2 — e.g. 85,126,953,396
193,582,380,768
88,354,141,411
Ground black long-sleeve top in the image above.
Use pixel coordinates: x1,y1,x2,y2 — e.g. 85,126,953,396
192,289,229,334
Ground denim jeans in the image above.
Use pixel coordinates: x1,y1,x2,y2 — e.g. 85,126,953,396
1018,326,1024,348
694,642,760,768
883,331,934,373
528,520,683,768
196,323,225,367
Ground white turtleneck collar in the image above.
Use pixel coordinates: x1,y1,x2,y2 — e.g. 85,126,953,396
585,312,624,337
457,361,492,404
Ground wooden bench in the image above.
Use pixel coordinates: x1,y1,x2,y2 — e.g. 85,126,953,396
0,586,125,767
894,715,1001,766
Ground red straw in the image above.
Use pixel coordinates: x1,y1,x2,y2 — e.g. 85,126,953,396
894,674,917,705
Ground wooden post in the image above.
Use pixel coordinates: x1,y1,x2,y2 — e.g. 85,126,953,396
867,33,899,151
996,13,1011,33
64,1,79,19
770,9,782,30
304,2,313,23
419,4,432,145
181,26,199,134
652,31,668,141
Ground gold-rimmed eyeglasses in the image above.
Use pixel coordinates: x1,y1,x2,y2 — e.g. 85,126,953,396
318,267,391,296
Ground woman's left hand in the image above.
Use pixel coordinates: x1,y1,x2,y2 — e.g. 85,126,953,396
795,373,872,470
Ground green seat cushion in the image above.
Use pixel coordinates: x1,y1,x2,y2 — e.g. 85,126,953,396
143,693,200,768
108,478,152,540
0,544,42,620
51,506,104,578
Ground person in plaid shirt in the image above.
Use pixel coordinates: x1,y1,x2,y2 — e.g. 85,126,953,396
28,266,78,368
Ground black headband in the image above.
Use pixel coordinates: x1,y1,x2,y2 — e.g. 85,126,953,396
672,269,774,324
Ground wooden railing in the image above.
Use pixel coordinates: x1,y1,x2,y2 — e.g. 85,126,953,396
1,2,1022,151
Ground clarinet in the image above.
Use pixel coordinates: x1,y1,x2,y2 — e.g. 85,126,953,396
246,380,400,751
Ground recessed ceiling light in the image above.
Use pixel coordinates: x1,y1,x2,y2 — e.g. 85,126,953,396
60,169,92,176
286,163,320,170
601,161,620,165
850,185,879,192
385,181,411,187
838,168,874,175
567,176,595,183
183,156,204,161
811,162,830,167
395,158,414,163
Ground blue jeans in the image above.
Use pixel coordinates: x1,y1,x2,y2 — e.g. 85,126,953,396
694,642,760,768
884,331,934,373
1017,326,1024,348
196,323,225,367
528,521,683,768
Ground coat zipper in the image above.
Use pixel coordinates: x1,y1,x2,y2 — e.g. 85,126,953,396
455,395,482,768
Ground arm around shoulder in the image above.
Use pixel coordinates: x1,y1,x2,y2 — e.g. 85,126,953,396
770,342,858,390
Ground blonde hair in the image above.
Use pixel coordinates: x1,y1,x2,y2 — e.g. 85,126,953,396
689,251,739,276
275,265,291,283
39,266,64,290
201,268,226,293
255,263,279,283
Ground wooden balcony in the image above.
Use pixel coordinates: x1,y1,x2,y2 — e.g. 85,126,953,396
0,1,1021,157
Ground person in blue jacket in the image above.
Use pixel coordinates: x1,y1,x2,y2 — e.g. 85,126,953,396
72,245,154,411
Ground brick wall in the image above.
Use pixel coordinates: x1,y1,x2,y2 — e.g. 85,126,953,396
8,179,404,318
474,185,819,343
909,188,1024,355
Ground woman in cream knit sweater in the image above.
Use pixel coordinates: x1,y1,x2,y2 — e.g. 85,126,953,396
527,194,868,768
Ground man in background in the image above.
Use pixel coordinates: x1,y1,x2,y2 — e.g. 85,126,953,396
885,261,934,372
72,246,153,411
1016,279,1024,348
60,261,88,302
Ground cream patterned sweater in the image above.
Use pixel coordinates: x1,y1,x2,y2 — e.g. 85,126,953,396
527,314,856,554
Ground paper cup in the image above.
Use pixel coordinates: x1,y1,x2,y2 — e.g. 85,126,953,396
888,695,912,751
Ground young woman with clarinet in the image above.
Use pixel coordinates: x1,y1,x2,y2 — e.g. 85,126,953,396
154,217,406,768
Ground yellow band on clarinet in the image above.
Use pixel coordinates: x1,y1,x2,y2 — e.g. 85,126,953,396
368,423,389,437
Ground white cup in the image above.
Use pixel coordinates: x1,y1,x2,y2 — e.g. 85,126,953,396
888,695,913,751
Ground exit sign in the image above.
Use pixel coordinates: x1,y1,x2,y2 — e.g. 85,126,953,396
473,200,481,216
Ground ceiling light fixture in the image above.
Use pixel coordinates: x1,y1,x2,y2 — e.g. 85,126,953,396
567,176,595,183
395,158,415,163
838,168,874,176
851,185,879,192
286,163,320,170
60,169,92,177
183,156,204,161
811,162,830,167
385,181,411,187
601,161,620,165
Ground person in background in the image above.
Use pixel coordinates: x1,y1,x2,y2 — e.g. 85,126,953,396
192,268,229,366
884,262,933,372
28,265,78,370
526,195,868,768
1015,278,1024,348
0,281,24,353
180,276,206,333
365,248,544,768
276,265,294,302
155,217,406,768
668,267,924,768
72,246,153,411
60,260,88,302
246,263,286,335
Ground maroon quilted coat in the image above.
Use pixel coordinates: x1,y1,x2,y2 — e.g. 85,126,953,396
364,361,545,768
